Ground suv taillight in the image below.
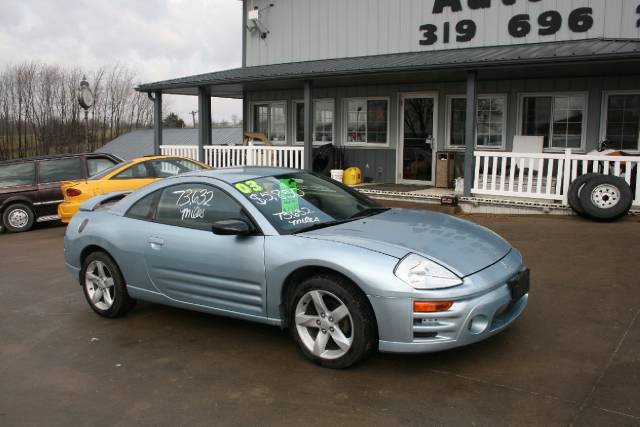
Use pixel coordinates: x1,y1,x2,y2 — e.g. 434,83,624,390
66,188,82,197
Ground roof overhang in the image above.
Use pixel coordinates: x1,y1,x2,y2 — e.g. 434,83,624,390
137,39,640,97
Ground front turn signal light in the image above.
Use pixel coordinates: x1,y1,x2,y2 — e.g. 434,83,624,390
414,301,453,313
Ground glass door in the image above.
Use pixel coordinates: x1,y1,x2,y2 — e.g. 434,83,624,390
400,95,437,184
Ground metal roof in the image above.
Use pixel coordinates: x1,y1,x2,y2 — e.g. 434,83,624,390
138,39,640,95
95,128,243,160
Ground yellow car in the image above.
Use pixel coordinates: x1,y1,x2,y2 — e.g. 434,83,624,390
58,155,208,223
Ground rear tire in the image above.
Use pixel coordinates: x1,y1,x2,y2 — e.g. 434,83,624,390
579,175,633,222
288,274,377,369
81,251,136,318
2,203,35,233
568,173,599,216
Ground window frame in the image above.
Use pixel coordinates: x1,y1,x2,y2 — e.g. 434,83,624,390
292,98,335,146
600,90,640,153
445,94,508,151
517,91,589,153
342,97,391,147
249,100,288,145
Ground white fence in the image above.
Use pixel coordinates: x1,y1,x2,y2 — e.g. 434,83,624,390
473,150,640,207
160,145,305,169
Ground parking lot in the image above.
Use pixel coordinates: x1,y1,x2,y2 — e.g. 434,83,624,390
1,210,639,426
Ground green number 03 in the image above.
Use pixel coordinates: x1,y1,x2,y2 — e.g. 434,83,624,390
234,183,252,194
235,180,263,194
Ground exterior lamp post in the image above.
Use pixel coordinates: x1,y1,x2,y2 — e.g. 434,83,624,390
77,76,95,152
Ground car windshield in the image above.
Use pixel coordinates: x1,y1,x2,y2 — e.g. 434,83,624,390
234,172,388,234
89,161,132,180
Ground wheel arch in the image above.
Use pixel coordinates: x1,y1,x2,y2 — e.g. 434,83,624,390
278,265,378,331
1,196,35,214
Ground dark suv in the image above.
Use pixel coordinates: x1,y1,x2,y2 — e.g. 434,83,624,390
0,153,122,232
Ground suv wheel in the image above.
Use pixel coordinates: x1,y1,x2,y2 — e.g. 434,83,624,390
288,274,377,369
2,203,35,232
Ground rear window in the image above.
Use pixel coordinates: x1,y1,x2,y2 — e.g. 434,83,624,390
38,158,83,183
0,162,36,187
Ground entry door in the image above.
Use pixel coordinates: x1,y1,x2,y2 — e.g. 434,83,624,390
399,94,437,184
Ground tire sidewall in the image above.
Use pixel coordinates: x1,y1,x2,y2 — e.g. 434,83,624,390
81,251,134,318
568,173,599,216
288,275,376,369
2,203,35,233
579,175,633,221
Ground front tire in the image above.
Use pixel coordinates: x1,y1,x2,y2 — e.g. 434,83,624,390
81,251,136,318
2,203,34,233
288,274,377,369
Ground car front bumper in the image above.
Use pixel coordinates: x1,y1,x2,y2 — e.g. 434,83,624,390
368,250,529,354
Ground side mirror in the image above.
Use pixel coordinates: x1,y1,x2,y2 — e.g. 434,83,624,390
211,219,253,236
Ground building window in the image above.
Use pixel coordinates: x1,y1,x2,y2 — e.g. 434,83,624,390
603,93,640,151
448,95,506,149
520,94,586,150
252,102,286,144
344,98,389,145
294,99,334,145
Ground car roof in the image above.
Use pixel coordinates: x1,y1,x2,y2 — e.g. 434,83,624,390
180,166,302,183
0,152,120,165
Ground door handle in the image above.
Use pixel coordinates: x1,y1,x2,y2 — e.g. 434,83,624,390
148,237,164,249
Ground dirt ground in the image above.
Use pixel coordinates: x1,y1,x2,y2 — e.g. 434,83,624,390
1,209,639,426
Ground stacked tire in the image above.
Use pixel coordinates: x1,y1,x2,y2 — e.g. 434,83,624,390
568,173,633,221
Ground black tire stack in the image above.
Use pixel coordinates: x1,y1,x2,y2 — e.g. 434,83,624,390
568,174,633,221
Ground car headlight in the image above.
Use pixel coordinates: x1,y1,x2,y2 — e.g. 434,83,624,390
394,254,463,290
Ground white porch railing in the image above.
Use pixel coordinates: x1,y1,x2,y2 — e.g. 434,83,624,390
159,145,200,160
160,145,305,169
473,150,640,207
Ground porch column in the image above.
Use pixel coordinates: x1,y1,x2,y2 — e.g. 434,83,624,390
153,91,162,155
463,71,478,197
303,80,313,170
198,86,212,163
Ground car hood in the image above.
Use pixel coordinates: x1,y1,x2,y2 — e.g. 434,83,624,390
301,209,512,277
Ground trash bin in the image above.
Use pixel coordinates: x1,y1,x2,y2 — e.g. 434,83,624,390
436,152,455,188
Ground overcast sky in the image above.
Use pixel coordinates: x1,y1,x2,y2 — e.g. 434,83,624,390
0,0,244,123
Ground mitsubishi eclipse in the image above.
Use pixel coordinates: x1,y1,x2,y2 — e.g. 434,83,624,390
64,167,529,368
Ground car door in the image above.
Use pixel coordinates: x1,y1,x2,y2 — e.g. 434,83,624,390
143,182,267,318
37,157,84,217
97,161,158,194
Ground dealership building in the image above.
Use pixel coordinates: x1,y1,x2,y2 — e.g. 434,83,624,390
138,0,640,194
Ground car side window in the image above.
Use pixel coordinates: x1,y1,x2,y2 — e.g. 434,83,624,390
125,191,159,220
38,158,83,183
0,162,36,187
155,183,246,231
87,158,117,176
148,158,205,178
112,162,151,179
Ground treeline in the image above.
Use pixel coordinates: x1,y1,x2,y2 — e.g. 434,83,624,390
0,62,155,160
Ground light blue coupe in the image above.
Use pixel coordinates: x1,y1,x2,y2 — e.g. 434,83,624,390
64,167,529,368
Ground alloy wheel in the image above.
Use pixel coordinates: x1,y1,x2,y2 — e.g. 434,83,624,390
85,260,115,310
294,290,354,360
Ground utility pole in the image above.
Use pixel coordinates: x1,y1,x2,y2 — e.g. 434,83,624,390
189,110,198,128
